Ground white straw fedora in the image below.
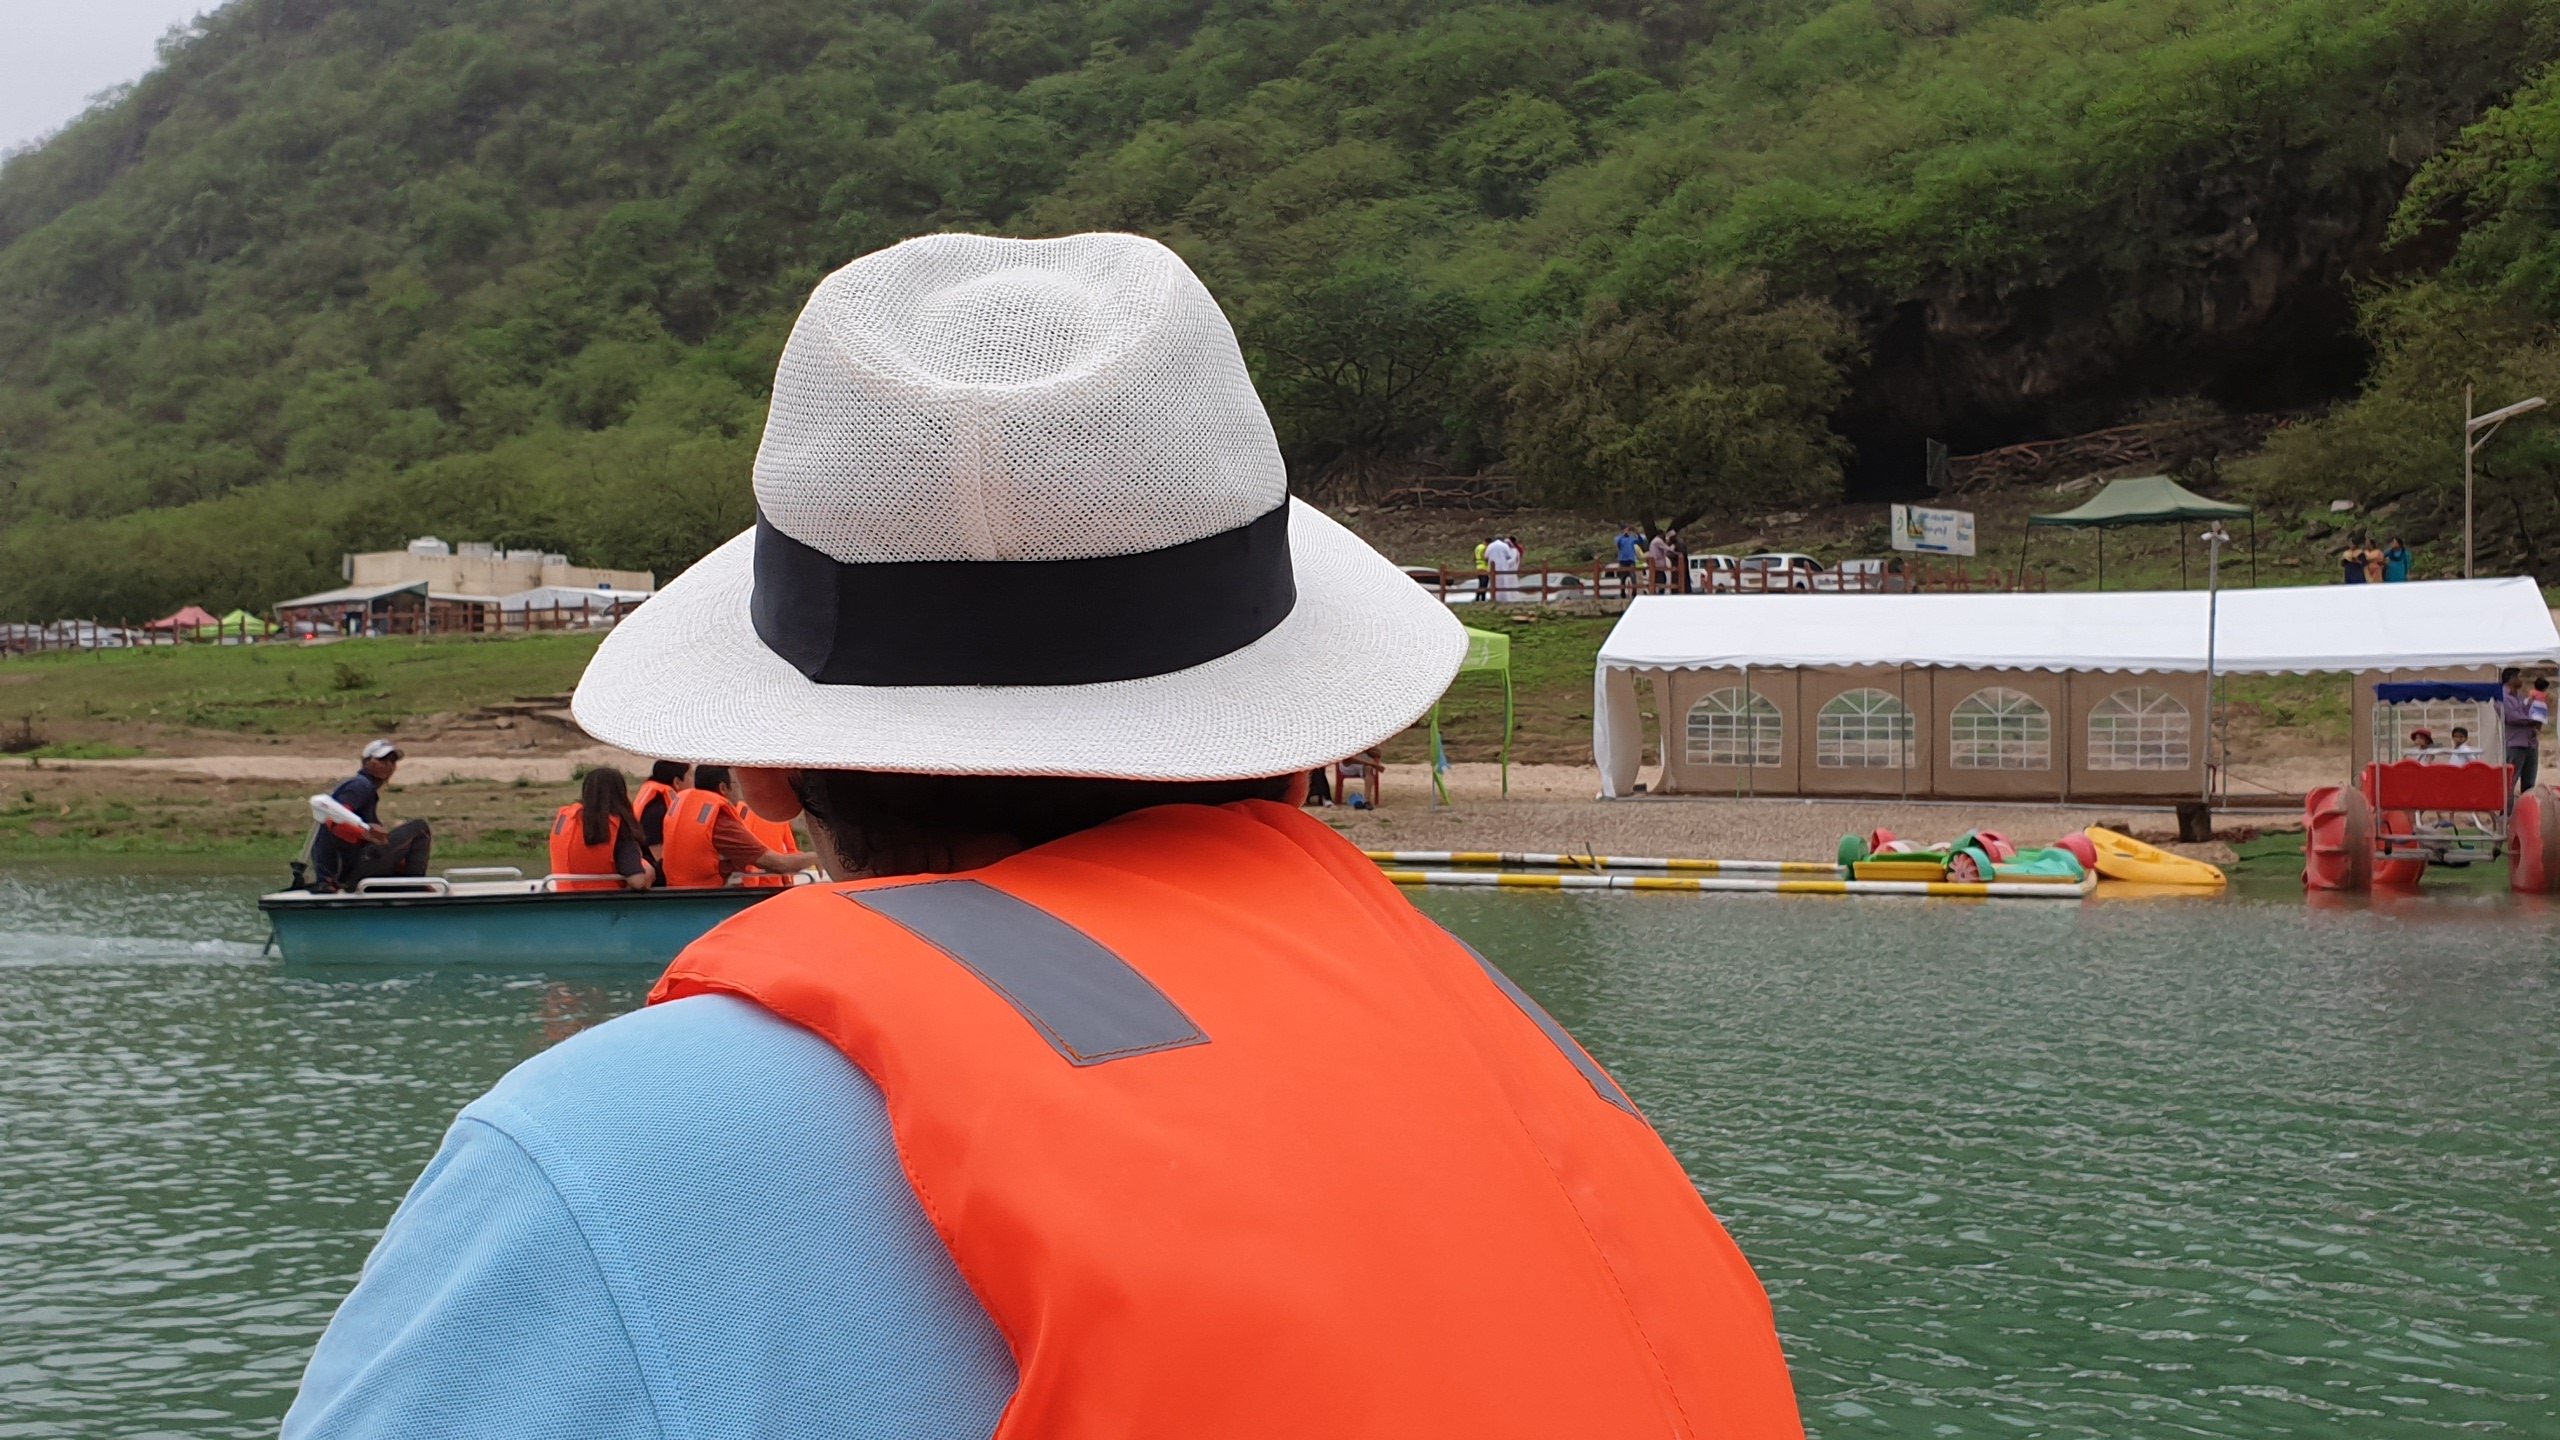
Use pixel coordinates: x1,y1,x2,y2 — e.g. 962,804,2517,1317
572,231,1467,780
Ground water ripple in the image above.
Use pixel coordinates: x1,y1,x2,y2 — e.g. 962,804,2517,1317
1428,889,2560,1437
1,865,2553,1436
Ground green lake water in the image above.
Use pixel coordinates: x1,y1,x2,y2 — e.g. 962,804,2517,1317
3,863,2555,1436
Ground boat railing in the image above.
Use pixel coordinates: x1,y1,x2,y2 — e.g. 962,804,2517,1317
536,874,628,892
355,877,451,896
444,866,527,882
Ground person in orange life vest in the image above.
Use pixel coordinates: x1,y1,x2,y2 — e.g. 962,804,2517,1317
282,233,1804,1439
548,766,655,892
632,759,689,865
659,764,815,889
735,802,808,888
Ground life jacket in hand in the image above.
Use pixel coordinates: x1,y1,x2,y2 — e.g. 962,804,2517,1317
652,800,1803,1439
737,809,800,888
634,779,679,848
309,793,370,846
547,804,624,892
660,789,736,889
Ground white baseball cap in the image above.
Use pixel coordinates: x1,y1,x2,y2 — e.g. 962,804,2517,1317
571,232,1465,780
360,739,402,761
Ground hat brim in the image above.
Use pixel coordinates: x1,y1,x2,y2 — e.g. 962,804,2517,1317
570,500,1469,780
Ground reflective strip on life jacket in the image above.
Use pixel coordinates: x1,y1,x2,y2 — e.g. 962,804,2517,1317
653,801,1803,1439
547,804,624,892
659,791,733,889
849,879,1207,1064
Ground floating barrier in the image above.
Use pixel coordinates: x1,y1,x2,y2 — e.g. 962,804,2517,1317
1376,869,2097,900
1360,849,1837,875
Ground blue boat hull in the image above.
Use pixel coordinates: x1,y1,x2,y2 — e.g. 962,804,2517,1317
259,886,784,967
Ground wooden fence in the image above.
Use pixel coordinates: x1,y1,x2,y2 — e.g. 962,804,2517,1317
1404,558,2047,605
1,602,641,657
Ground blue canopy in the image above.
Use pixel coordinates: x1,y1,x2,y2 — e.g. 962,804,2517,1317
2373,681,2503,703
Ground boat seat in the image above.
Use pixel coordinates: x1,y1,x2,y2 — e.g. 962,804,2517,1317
2362,760,2510,816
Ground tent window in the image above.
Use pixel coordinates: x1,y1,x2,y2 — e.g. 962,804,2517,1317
1950,688,2052,770
2372,700,2494,762
1686,689,1782,768
2088,688,2190,770
1815,688,1913,769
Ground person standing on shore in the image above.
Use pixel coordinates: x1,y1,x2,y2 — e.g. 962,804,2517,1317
309,740,431,893
280,232,1804,1439
1614,524,1641,597
1486,533,1521,602
2500,667,2544,795
2382,538,2411,582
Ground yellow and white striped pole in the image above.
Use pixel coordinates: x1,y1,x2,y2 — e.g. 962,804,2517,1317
1361,849,1840,875
1375,869,2096,900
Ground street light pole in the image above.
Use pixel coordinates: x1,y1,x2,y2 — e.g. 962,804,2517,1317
2464,386,2549,579
2202,521,2230,809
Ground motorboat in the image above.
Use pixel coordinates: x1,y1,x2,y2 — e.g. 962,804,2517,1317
258,867,793,966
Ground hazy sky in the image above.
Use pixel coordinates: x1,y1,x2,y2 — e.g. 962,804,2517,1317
2,0,231,157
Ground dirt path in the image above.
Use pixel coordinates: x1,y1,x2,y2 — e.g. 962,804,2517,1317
20,746,648,785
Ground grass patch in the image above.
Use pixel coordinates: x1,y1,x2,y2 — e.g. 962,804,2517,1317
1381,609,1630,767
16,741,148,760
0,633,599,738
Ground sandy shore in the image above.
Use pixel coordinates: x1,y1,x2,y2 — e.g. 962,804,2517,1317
13,754,2275,863
1315,763,2261,862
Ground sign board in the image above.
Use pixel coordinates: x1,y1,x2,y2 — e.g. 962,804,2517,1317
1890,503,1975,556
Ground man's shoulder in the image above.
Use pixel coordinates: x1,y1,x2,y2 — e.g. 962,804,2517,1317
474,993,852,1144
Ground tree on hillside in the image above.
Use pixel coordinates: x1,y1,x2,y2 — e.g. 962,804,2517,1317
1245,261,1479,494
2245,63,2560,573
1503,273,1854,527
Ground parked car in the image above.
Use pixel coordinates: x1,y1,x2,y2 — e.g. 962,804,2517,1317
1833,558,1887,591
1686,553,1741,592
1739,553,1825,592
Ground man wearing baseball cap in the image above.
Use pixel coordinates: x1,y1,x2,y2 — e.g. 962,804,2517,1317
307,739,432,893
285,234,1802,1437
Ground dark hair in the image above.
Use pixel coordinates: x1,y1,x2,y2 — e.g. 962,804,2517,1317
2502,667,2522,684
693,764,732,794
2453,726,2471,738
579,766,642,847
795,770,1293,876
649,759,690,785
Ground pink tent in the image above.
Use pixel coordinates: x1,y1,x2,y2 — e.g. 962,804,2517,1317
144,605,220,631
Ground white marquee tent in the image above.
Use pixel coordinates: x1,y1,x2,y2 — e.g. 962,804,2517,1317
1594,578,2560,797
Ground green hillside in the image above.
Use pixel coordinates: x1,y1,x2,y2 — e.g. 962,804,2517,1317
2,0,2556,619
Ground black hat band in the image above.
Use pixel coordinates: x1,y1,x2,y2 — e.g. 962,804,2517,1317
750,503,1297,687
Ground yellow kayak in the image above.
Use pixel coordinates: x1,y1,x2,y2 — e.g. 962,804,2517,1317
2083,826,2226,887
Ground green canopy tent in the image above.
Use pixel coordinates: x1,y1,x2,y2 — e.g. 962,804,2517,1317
1428,626,1514,805
2019,474,2255,589
202,608,276,638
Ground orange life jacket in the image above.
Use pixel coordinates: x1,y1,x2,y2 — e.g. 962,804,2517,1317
659,788,738,889
653,801,1802,1438
547,803,624,892
634,779,679,849
738,809,800,888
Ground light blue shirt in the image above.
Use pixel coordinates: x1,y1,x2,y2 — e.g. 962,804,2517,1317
283,994,1018,1439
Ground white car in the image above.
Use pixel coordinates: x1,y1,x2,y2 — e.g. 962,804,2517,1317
1686,554,1741,592
1739,553,1825,592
